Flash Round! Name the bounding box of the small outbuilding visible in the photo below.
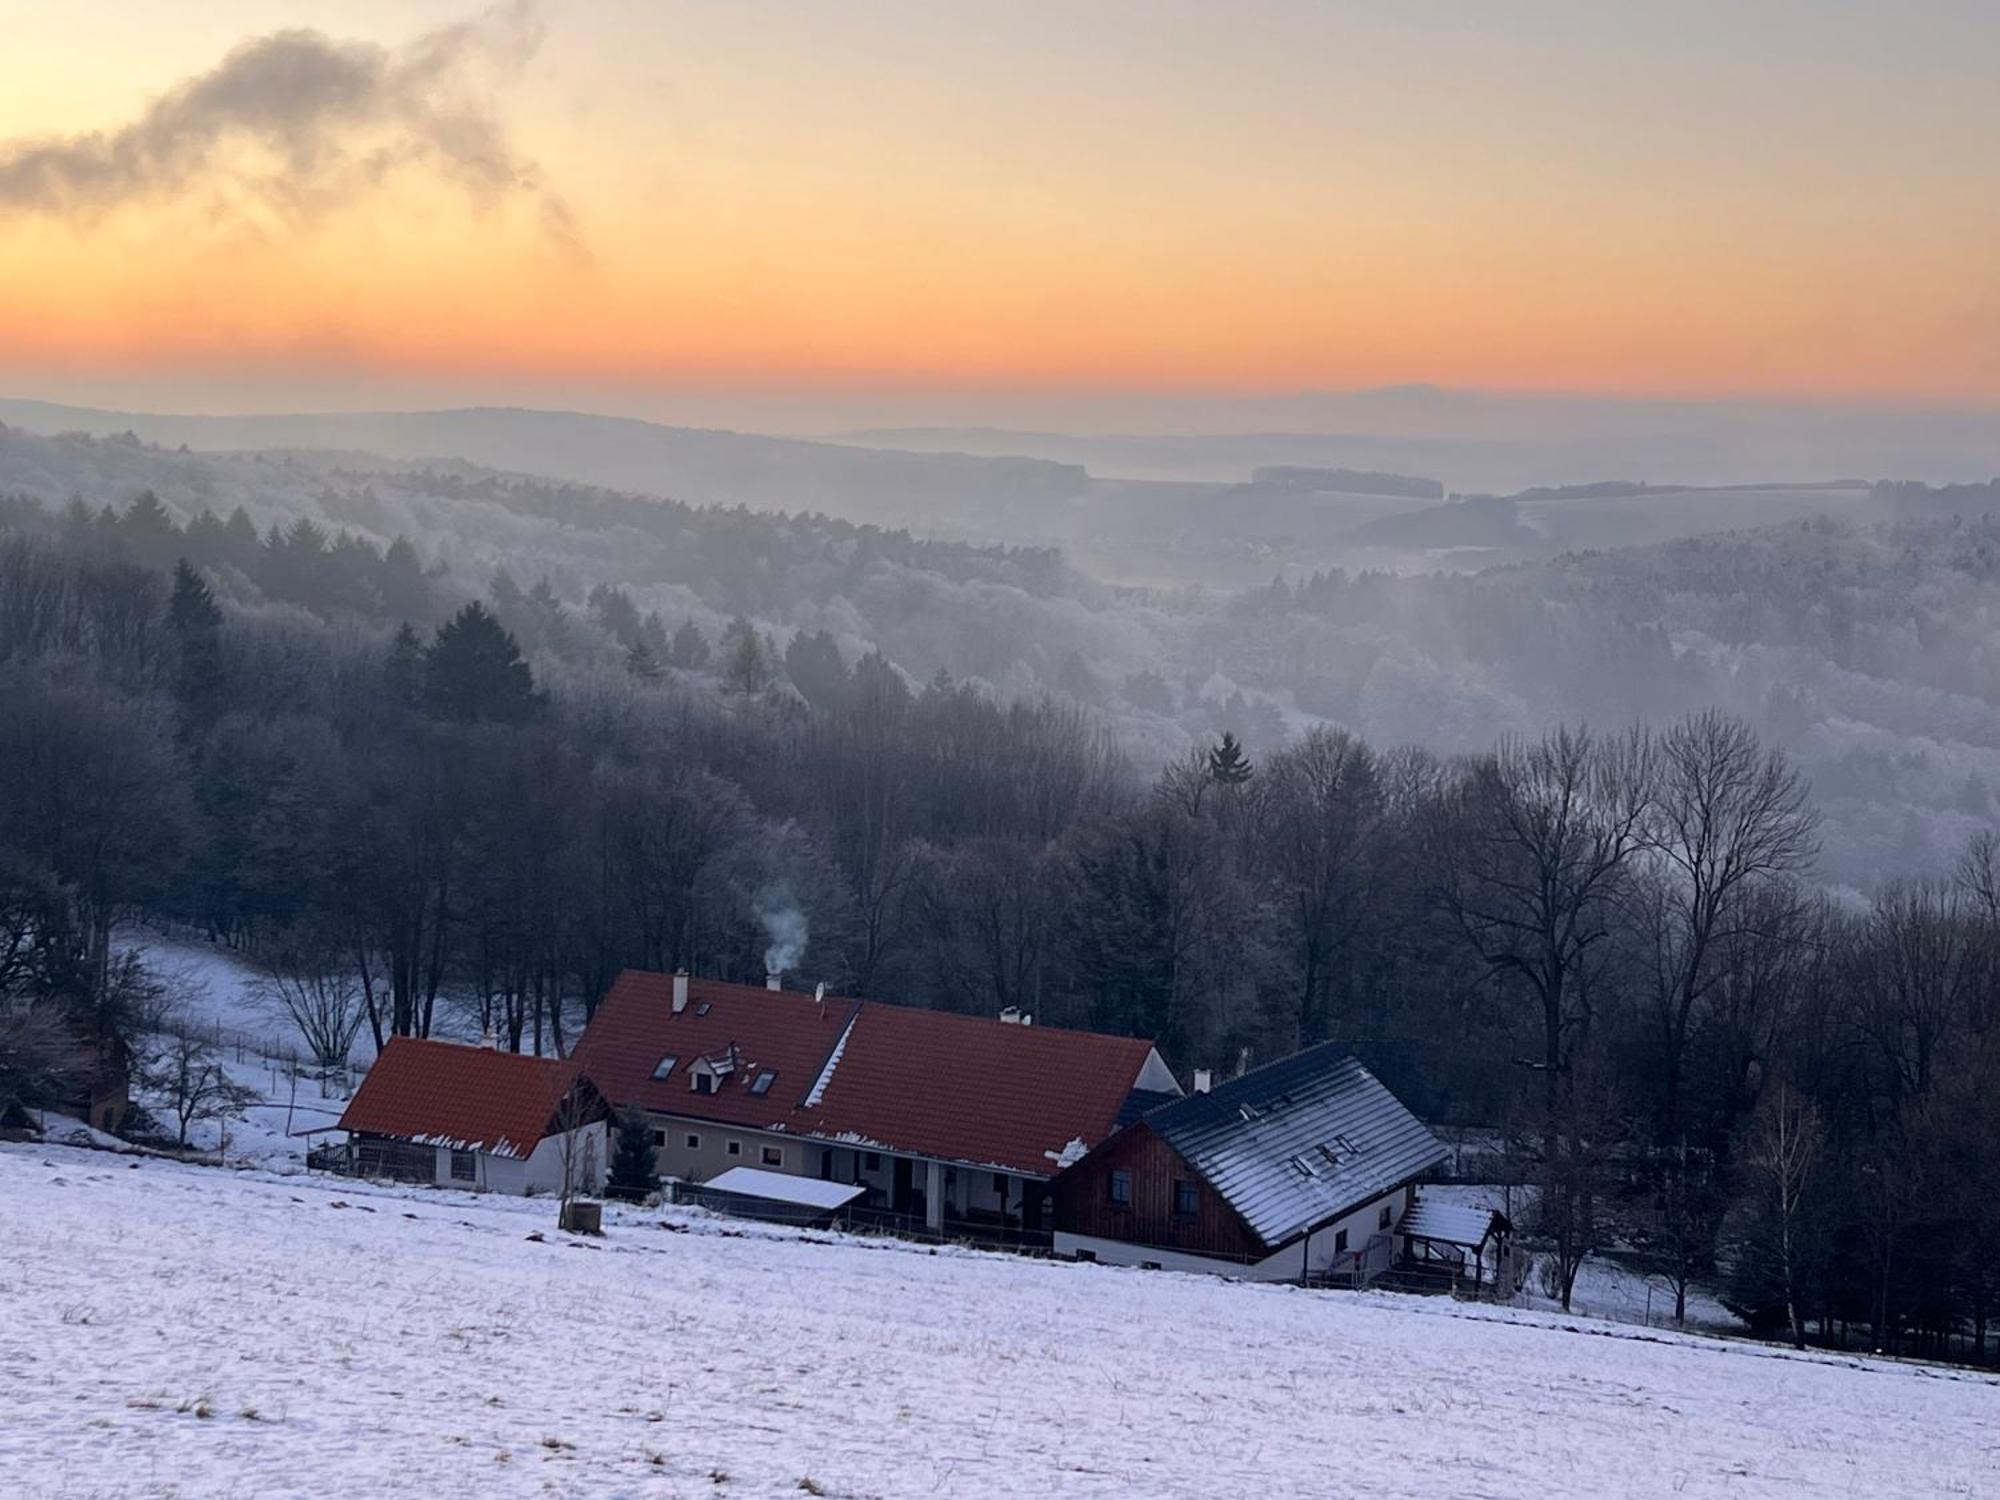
[677,1165,866,1227]
[1050,1041,1448,1283]
[328,1036,611,1195]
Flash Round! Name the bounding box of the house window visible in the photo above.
[692,1072,715,1095]
[1174,1179,1198,1217]
[1108,1169,1132,1207]
[1075,1248,1097,1263]
[864,1152,881,1171]
[726,1141,741,1157]
[650,1129,666,1148]
[993,1172,1008,1196]
[650,1054,678,1081]
[749,1071,777,1096]
[695,1002,711,1016]
[1334,1228,1349,1253]
[449,1150,476,1183]
[1378,1204,1393,1231]
[1140,1261,1162,1271]
[685,1133,701,1150]
[761,1145,784,1167]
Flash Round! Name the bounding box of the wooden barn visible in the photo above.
[1050,1042,1452,1283]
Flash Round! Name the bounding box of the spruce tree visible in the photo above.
[423,602,541,724]
[606,1111,658,1201]
[1208,731,1254,786]
[166,559,224,714]
[385,622,426,707]
[625,638,663,681]
[668,617,711,671]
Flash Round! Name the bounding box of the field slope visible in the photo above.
[0,1143,1991,1499]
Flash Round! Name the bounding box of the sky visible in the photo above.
[1,1,1997,430]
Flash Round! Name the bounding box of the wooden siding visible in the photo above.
[1050,1124,1265,1262]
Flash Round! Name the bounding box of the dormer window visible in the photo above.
[692,1071,715,1095]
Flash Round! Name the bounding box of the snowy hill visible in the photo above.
[1,1145,1991,1499]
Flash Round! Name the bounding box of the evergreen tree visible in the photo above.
[385,622,426,707]
[720,617,771,695]
[1208,731,1254,786]
[423,602,541,724]
[624,638,664,681]
[606,1110,658,1201]
[668,617,711,671]
[166,559,224,715]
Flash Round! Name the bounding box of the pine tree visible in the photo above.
[606,1111,658,1201]
[385,622,426,707]
[1208,731,1254,786]
[720,618,770,696]
[423,602,541,724]
[167,559,224,714]
[624,638,663,681]
[668,618,711,671]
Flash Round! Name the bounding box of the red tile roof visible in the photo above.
[338,1037,598,1159]
[571,970,1166,1177]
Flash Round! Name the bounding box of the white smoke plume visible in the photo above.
[0,2,580,252]
[755,883,809,978]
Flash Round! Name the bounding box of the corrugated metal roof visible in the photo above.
[1146,1043,1445,1249]
[1401,1197,1502,1248]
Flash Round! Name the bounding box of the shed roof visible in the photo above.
[1145,1043,1445,1250]
[337,1038,597,1160]
[1401,1197,1505,1249]
[572,970,1171,1177]
[699,1167,865,1211]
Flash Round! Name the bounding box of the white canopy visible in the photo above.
[1400,1198,1502,1248]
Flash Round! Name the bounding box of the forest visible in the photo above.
[2,488,1999,1366]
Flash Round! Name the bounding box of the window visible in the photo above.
[650,1129,666,1148]
[1290,1153,1321,1179]
[1378,1204,1393,1231]
[726,1141,741,1157]
[1174,1179,1199,1217]
[761,1145,784,1167]
[1075,1248,1098,1263]
[993,1172,1008,1196]
[1334,1229,1349,1253]
[650,1054,679,1081]
[449,1150,476,1183]
[692,1072,715,1095]
[749,1071,777,1096]
[695,1002,711,1016]
[1140,1261,1163,1271]
[685,1133,701,1151]
[863,1152,881,1171]
[1108,1169,1132,1207]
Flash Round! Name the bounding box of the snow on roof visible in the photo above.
[1144,1043,1446,1250]
[336,1038,599,1160]
[699,1167,865,1211]
[574,969,1172,1177]
[1401,1197,1504,1248]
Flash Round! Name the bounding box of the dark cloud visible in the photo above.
[0,2,579,253]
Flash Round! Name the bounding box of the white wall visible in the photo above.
[424,1124,608,1197]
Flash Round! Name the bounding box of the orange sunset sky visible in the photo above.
[2,1,1997,427]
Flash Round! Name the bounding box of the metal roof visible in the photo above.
[1145,1043,1446,1250]
[699,1167,865,1211]
[1401,1197,1503,1248]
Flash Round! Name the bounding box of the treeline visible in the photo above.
[1,507,1998,1365]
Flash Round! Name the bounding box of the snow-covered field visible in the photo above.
[2,1144,1993,1500]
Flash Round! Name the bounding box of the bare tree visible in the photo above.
[1640,711,1817,1140]
[254,927,366,1070]
[1435,724,1651,1118]
[141,1029,257,1153]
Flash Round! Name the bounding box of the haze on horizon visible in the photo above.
[2,1,1998,435]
